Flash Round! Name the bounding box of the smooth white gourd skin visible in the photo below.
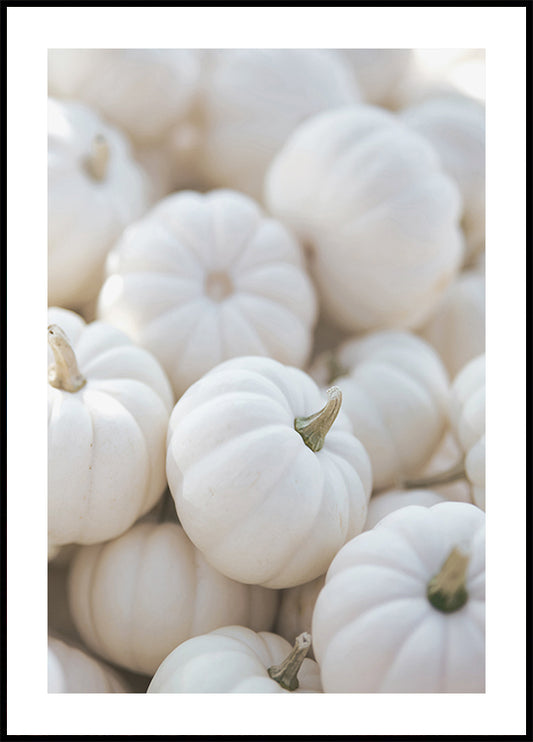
[275,577,325,660]
[401,96,485,263]
[98,190,318,399]
[198,49,360,200]
[166,356,372,589]
[418,271,485,378]
[68,521,279,676]
[48,308,173,548]
[148,626,321,693]
[309,331,450,491]
[312,502,485,693]
[265,105,464,334]
[336,49,413,108]
[48,637,128,693]
[449,355,486,510]
[48,98,149,309]
[48,49,201,146]
[364,488,445,530]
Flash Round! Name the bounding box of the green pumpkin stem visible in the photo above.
[48,324,86,393]
[402,458,466,490]
[427,547,470,613]
[295,386,342,452]
[267,632,312,691]
[85,134,109,181]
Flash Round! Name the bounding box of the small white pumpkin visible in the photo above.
[312,502,485,692]
[98,189,318,398]
[198,49,360,200]
[167,356,372,588]
[48,49,201,146]
[309,331,450,491]
[48,98,149,309]
[401,95,485,262]
[449,355,486,510]
[68,518,279,676]
[336,49,413,108]
[48,636,128,693]
[148,626,321,693]
[48,307,173,548]
[265,104,464,333]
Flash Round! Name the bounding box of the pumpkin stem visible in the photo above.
[402,458,466,490]
[48,324,86,393]
[267,632,312,691]
[427,547,470,613]
[85,134,109,181]
[295,386,342,452]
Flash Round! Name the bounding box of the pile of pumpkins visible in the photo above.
[47,48,486,695]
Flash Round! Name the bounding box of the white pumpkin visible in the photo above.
[312,502,485,692]
[68,519,279,676]
[98,189,318,398]
[265,104,464,333]
[309,331,450,491]
[48,98,149,309]
[449,355,485,510]
[48,307,173,548]
[48,49,201,146]
[364,488,446,530]
[401,95,485,262]
[148,626,321,693]
[166,356,372,588]
[417,270,485,378]
[336,49,412,108]
[197,49,360,200]
[48,636,128,693]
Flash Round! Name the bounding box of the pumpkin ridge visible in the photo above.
[83,365,172,413]
[357,361,443,475]
[185,432,307,560]
[342,374,403,483]
[140,297,210,357]
[128,526,159,673]
[231,295,308,364]
[255,459,327,587]
[229,216,280,274]
[84,543,118,664]
[378,611,441,692]
[320,597,427,692]
[83,386,153,516]
[327,559,427,591]
[210,190,263,271]
[157,209,214,273]
[233,290,310,336]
